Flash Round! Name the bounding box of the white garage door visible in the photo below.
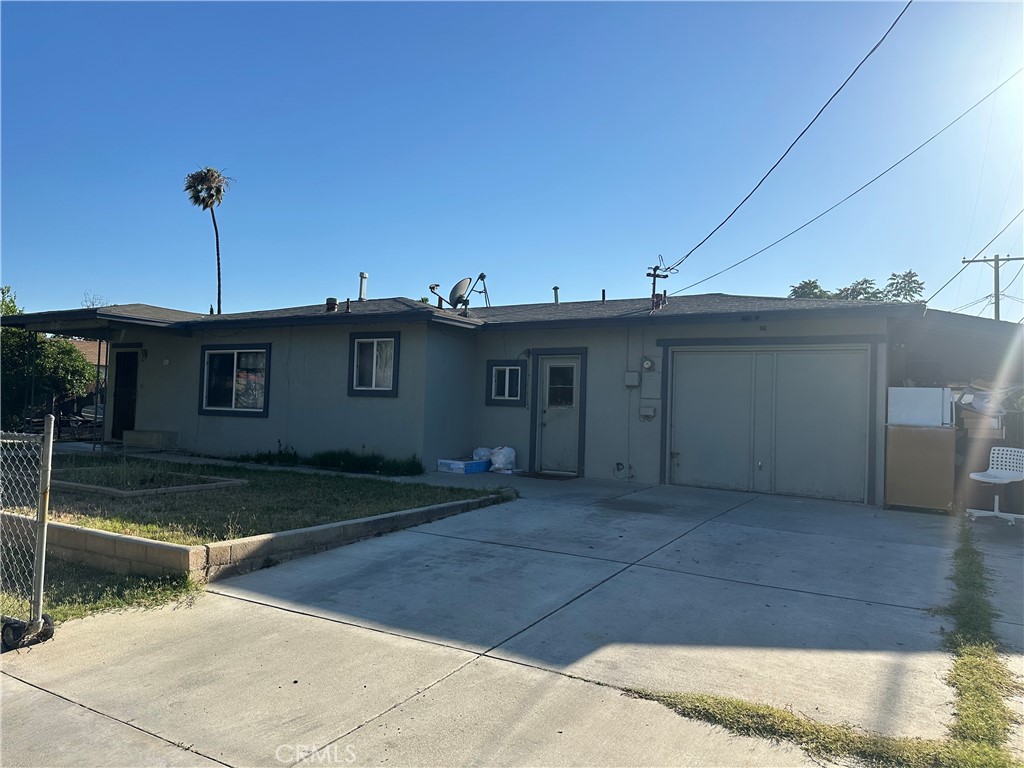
[669,347,870,502]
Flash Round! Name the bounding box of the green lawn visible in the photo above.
[48,454,491,545]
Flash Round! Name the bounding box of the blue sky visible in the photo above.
[2,1,1021,318]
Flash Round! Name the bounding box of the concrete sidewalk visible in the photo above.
[3,476,1022,766]
[1,594,814,768]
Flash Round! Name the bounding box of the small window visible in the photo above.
[485,360,527,407]
[349,332,400,397]
[547,365,574,407]
[199,345,270,417]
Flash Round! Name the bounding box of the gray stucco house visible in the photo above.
[6,293,1021,505]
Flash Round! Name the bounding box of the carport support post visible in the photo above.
[29,415,54,632]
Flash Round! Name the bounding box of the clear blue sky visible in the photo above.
[2,1,1021,319]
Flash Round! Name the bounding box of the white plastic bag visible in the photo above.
[472,447,492,461]
[489,446,516,471]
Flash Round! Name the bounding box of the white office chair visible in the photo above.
[966,447,1024,525]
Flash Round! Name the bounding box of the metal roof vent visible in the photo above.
[325,297,338,313]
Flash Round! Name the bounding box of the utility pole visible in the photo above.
[960,253,1023,320]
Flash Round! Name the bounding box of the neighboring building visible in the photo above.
[5,293,1021,504]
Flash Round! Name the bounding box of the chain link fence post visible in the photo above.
[1,414,56,650]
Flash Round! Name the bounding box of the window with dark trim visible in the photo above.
[485,360,527,407]
[199,344,271,417]
[348,332,400,397]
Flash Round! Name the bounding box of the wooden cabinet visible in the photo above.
[885,426,956,511]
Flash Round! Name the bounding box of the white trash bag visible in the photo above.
[472,447,492,461]
[489,446,516,471]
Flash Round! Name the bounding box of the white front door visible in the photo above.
[538,356,580,474]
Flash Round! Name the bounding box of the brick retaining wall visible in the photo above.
[2,491,513,582]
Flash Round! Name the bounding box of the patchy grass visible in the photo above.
[56,463,217,491]
[938,522,1022,748]
[48,454,489,545]
[630,690,1019,768]
[3,559,201,626]
[631,518,1023,768]
[238,447,424,476]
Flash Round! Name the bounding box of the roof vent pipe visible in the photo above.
[601,289,606,304]
[345,298,351,313]
[325,297,338,313]
[553,286,560,304]
[358,272,368,301]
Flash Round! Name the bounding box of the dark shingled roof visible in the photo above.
[469,293,915,326]
[191,297,441,323]
[99,304,206,323]
[0,292,956,334]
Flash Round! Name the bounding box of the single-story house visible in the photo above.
[5,292,1021,505]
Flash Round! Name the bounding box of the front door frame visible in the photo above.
[529,347,587,475]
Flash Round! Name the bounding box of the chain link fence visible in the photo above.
[1,416,55,650]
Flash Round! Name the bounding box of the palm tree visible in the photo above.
[184,167,233,314]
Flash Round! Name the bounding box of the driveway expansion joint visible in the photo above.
[0,670,235,768]
[632,560,943,613]
[408,528,633,565]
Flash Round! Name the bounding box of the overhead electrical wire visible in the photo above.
[951,294,995,313]
[924,209,1024,304]
[1005,262,1024,288]
[664,0,914,273]
[957,0,1013,282]
[670,69,1023,295]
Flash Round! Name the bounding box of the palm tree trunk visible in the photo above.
[210,207,222,314]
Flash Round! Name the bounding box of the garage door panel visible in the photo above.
[670,346,870,503]
[671,352,753,491]
[773,351,868,501]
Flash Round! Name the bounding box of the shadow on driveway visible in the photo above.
[205,478,1020,739]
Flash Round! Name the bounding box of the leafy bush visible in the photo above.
[237,447,422,476]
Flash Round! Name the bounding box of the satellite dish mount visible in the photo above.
[428,273,491,315]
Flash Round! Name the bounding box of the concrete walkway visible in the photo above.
[4,474,1023,767]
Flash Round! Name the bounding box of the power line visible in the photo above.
[671,69,1022,295]
[663,0,914,274]
[1005,262,1024,288]
[924,209,1023,304]
[951,294,994,313]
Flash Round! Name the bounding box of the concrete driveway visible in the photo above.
[3,476,1022,767]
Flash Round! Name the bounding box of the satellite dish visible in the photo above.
[449,277,473,308]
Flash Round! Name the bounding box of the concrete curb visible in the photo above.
[6,489,514,582]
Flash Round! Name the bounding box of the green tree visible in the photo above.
[833,278,883,301]
[184,167,233,315]
[788,279,832,299]
[789,271,925,302]
[882,270,925,302]
[1,286,94,430]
